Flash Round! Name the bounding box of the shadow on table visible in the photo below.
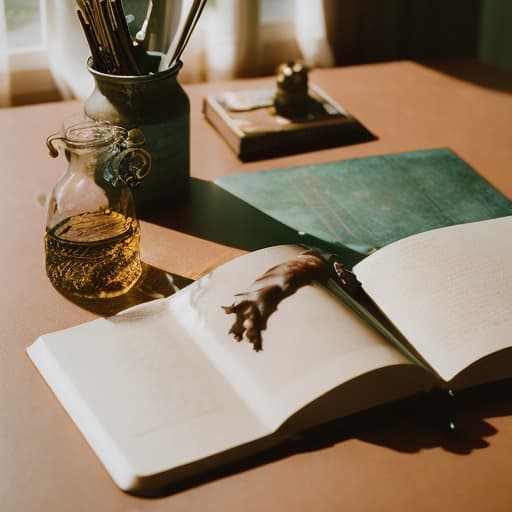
[53,262,192,316]
[141,177,311,250]
[421,59,512,94]
[138,378,512,498]
[141,177,365,267]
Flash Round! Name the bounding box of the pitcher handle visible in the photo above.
[46,133,65,158]
[114,147,152,187]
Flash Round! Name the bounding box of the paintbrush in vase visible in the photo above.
[77,0,207,75]
[159,0,207,70]
[77,0,141,75]
[122,0,184,73]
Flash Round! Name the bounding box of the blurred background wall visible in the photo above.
[1,0,511,106]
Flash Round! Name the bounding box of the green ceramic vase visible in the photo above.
[84,60,190,212]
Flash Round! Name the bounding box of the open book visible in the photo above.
[27,216,512,494]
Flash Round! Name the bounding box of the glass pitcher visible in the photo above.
[45,120,151,299]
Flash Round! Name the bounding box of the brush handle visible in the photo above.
[159,0,206,70]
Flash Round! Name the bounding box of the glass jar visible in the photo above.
[84,60,189,213]
[45,120,151,299]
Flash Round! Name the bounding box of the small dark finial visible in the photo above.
[273,61,311,117]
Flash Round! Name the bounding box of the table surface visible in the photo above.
[2,60,512,512]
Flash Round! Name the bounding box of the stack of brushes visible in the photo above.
[76,0,207,76]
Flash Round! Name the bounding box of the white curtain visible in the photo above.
[45,0,92,101]
[183,0,333,81]
[44,0,334,101]
[294,0,334,68]
[198,0,260,81]
[0,0,11,107]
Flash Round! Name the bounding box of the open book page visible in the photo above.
[27,299,268,488]
[353,216,512,383]
[170,245,424,432]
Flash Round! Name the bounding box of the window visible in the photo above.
[5,0,47,72]
[3,0,59,104]
[261,0,295,24]
[5,0,43,50]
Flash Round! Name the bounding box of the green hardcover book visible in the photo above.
[215,148,512,255]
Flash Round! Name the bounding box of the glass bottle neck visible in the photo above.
[65,145,114,177]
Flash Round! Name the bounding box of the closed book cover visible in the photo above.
[203,84,375,161]
[215,148,512,255]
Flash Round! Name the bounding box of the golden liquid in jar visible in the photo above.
[45,209,142,299]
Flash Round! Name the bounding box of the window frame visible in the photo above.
[4,0,56,104]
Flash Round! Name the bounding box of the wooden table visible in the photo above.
[2,60,512,511]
